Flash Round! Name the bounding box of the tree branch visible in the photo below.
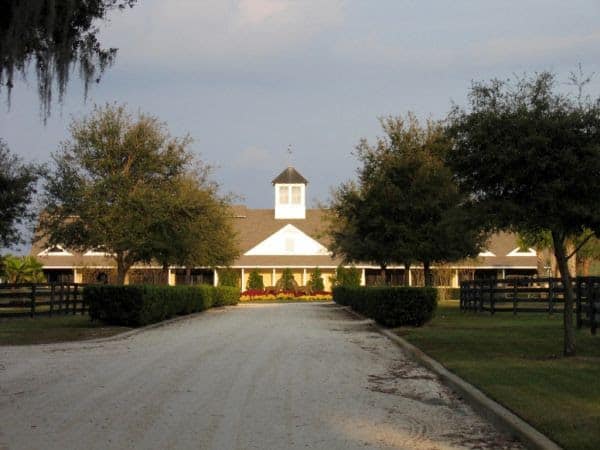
[566,232,594,260]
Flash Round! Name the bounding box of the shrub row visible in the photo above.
[85,284,239,327]
[333,286,437,327]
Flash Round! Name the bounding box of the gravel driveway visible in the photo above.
[0,303,522,450]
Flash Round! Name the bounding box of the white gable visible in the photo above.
[507,247,537,257]
[37,245,73,256]
[245,224,330,256]
[478,250,496,257]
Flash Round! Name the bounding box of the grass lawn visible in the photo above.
[398,301,600,450]
[0,315,131,346]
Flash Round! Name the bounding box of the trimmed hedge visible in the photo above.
[85,284,240,327]
[333,286,437,327]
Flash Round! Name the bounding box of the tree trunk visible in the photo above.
[404,262,411,287]
[115,254,130,285]
[552,231,576,357]
[185,268,192,285]
[116,263,127,285]
[423,261,433,287]
[162,262,169,285]
[379,265,387,286]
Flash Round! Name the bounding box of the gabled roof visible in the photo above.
[271,167,308,185]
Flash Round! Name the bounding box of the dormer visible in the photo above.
[272,166,308,219]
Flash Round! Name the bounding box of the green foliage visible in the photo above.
[327,113,486,284]
[307,267,324,291]
[276,268,296,291]
[40,104,236,284]
[0,140,42,248]
[218,268,239,288]
[213,286,240,306]
[330,265,361,288]
[0,0,136,121]
[333,286,437,327]
[85,284,239,326]
[247,270,264,290]
[2,255,45,283]
[446,70,600,355]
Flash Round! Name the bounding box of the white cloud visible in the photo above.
[100,0,344,69]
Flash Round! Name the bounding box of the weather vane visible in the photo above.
[287,144,293,166]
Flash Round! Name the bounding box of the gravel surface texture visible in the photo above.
[0,303,523,450]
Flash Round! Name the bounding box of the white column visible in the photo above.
[501,268,506,280]
[272,268,276,286]
[241,268,246,291]
[452,270,459,287]
[213,269,219,287]
[361,268,366,286]
[408,269,412,287]
[302,268,307,286]
[168,269,176,286]
[73,269,82,284]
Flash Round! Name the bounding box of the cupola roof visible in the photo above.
[272,166,308,185]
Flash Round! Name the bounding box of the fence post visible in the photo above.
[29,284,36,318]
[59,283,64,313]
[591,286,598,336]
[512,280,518,315]
[548,279,555,315]
[49,283,55,317]
[576,278,583,329]
[478,281,484,313]
[490,279,495,315]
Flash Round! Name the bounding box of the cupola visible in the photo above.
[272,166,308,219]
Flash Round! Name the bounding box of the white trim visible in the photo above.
[478,250,496,257]
[507,247,537,257]
[245,224,330,256]
[37,245,73,256]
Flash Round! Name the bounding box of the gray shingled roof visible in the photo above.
[271,167,308,185]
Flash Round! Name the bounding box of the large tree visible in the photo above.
[328,114,485,286]
[447,71,600,356]
[0,139,42,248]
[1,0,135,121]
[143,174,239,281]
[39,104,236,284]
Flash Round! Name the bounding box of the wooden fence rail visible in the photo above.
[0,283,88,318]
[460,277,599,335]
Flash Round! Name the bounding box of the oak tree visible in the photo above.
[447,71,600,356]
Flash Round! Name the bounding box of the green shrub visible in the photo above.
[276,268,297,291]
[85,284,240,326]
[218,268,240,288]
[213,286,240,306]
[307,266,324,291]
[333,286,437,327]
[330,265,361,288]
[247,270,264,290]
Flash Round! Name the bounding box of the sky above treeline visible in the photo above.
[2,0,600,208]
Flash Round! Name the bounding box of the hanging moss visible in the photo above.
[0,0,136,121]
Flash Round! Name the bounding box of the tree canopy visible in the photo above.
[1,0,135,121]
[447,71,600,356]
[39,103,237,284]
[328,114,485,285]
[0,139,42,248]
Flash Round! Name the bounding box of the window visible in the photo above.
[279,185,289,204]
[291,186,301,204]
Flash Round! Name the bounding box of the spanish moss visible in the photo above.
[0,0,135,123]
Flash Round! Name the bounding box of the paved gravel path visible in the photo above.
[0,303,523,450]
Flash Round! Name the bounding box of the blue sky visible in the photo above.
[2,0,600,209]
